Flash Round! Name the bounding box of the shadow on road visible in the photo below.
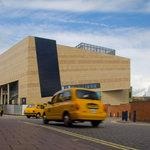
[46,122,105,129]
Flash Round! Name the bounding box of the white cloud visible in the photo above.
[0,0,150,13]
[133,74,150,90]
[0,0,149,95]
[0,15,149,91]
[38,28,150,91]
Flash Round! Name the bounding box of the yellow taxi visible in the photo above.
[43,88,107,127]
[24,104,45,118]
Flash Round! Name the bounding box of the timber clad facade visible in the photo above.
[0,36,130,106]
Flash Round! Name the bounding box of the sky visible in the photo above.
[0,0,150,93]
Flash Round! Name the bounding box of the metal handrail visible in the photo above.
[76,42,115,55]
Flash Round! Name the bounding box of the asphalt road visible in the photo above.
[0,115,150,150]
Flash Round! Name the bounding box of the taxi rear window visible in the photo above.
[76,89,101,100]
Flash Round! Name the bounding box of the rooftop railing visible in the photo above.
[76,43,115,55]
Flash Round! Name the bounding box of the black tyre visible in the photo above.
[91,121,102,127]
[27,115,31,118]
[43,113,49,124]
[36,113,41,119]
[63,113,72,127]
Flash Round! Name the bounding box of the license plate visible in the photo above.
[90,109,97,113]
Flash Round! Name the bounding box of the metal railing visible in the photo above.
[76,43,115,55]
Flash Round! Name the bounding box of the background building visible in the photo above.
[0,36,130,114]
[106,97,150,122]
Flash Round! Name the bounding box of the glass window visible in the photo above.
[62,83,100,89]
[129,91,132,98]
[63,90,71,101]
[57,93,63,102]
[51,95,58,103]
[27,104,35,108]
[76,89,101,100]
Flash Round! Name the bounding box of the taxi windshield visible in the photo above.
[76,89,101,100]
[27,104,35,108]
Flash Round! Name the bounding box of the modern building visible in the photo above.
[0,36,130,109]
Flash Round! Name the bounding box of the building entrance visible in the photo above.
[0,81,18,105]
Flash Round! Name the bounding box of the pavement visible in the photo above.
[110,117,150,126]
[0,115,150,150]
[0,116,116,150]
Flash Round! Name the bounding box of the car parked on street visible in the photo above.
[24,104,45,118]
[43,88,107,127]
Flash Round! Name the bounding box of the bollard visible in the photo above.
[133,111,136,122]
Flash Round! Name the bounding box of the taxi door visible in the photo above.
[46,94,62,120]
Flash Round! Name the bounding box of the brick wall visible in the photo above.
[106,101,150,122]
[106,104,130,117]
[130,101,150,122]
